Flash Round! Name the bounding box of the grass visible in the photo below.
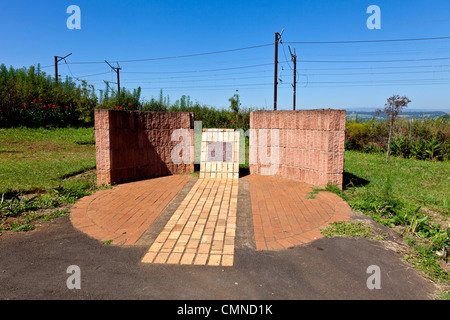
[333,150,450,294]
[0,127,96,194]
[8,209,70,232]
[320,221,385,240]
[343,150,449,216]
[0,127,99,234]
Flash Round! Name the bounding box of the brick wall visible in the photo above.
[249,109,346,189]
[95,109,194,186]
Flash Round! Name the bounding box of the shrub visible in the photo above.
[345,122,370,150]
[345,117,449,161]
[0,64,97,128]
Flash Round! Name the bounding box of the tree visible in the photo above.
[228,90,241,128]
[376,95,411,163]
[228,90,241,113]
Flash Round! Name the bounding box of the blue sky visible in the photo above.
[1,0,450,111]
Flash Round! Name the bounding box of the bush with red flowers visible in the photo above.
[0,64,96,127]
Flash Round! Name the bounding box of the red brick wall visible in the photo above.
[95,109,194,186]
[249,109,346,189]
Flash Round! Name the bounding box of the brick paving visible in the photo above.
[70,175,189,246]
[249,175,351,250]
[141,178,238,266]
[70,174,352,266]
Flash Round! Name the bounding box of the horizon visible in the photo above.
[1,0,450,111]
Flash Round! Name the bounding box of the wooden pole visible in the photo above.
[274,32,279,110]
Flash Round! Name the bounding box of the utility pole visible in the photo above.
[54,53,72,83]
[289,46,297,110]
[273,32,279,111]
[273,29,283,111]
[105,60,121,96]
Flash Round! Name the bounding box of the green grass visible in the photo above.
[343,150,450,216]
[8,209,70,232]
[320,221,385,239]
[0,127,98,234]
[339,150,450,291]
[0,127,96,194]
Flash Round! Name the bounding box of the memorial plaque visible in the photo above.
[200,128,239,179]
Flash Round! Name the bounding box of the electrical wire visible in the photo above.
[298,69,450,76]
[299,64,450,71]
[119,75,274,84]
[297,57,450,63]
[77,71,111,78]
[63,43,273,65]
[121,62,289,74]
[284,36,450,44]
[297,77,450,84]
[297,82,450,88]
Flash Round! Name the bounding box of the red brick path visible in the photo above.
[70,175,352,253]
[70,175,189,246]
[248,175,351,250]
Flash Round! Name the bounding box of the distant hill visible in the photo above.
[345,109,448,121]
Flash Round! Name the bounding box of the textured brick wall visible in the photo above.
[249,109,346,189]
[95,109,194,186]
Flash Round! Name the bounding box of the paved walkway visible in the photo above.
[70,174,352,267]
[249,175,351,250]
[141,178,238,266]
[70,175,189,246]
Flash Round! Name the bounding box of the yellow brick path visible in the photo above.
[141,178,238,266]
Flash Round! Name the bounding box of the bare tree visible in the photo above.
[376,95,411,163]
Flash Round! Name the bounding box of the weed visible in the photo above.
[320,221,383,239]
[307,189,319,199]
[0,193,40,218]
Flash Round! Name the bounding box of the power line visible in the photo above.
[299,69,450,76]
[63,43,273,65]
[116,43,273,63]
[298,77,450,85]
[64,62,79,81]
[119,75,274,84]
[139,83,277,90]
[286,19,450,31]
[284,36,450,44]
[299,64,450,71]
[117,70,274,80]
[297,57,450,63]
[298,82,450,88]
[121,62,289,74]
[87,64,450,81]
[135,77,450,88]
[291,47,450,57]
[77,71,111,78]
[87,70,275,82]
